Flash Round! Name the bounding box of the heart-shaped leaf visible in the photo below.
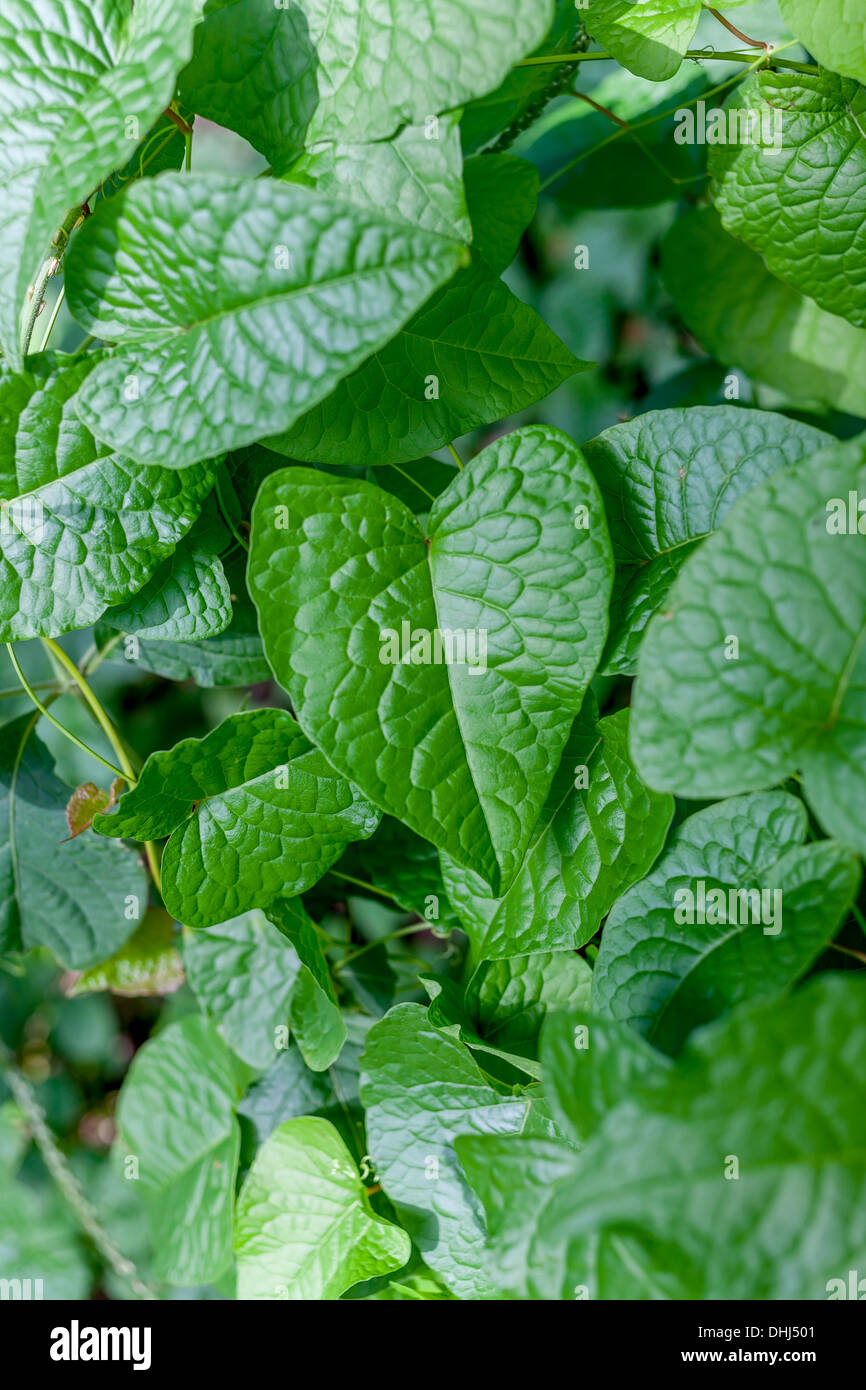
[780,0,866,86]
[248,426,614,893]
[0,354,218,640]
[235,1116,411,1300]
[93,709,381,926]
[593,792,861,1052]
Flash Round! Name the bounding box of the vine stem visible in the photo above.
[332,923,424,971]
[6,645,126,781]
[540,52,767,193]
[41,640,135,784]
[446,442,464,470]
[0,1036,157,1300]
[705,6,768,49]
[20,205,86,358]
[37,283,66,353]
[515,49,819,74]
[329,869,399,901]
[39,640,163,894]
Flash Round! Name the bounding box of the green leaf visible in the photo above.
[441,706,673,958]
[0,0,204,365]
[287,113,471,241]
[235,1116,411,1300]
[99,506,231,642]
[711,71,866,327]
[259,123,565,467]
[178,0,318,169]
[248,427,613,894]
[593,792,861,1052]
[585,405,832,675]
[0,714,147,968]
[0,354,218,641]
[66,173,468,469]
[116,1015,245,1286]
[93,710,381,927]
[426,949,592,1070]
[240,0,553,148]
[631,437,866,857]
[460,976,866,1299]
[238,1014,371,1146]
[541,1010,670,1146]
[584,0,701,82]
[69,907,184,998]
[97,553,269,686]
[360,1003,529,1298]
[780,0,866,86]
[463,154,539,274]
[662,206,866,416]
[266,259,585,468]
[184,903,345,1071]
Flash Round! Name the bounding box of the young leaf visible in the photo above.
[0,0,204,365]
[360,1003,529,1299]
[585,405,832,675]
[460,975,866,1299]
[116,1015,246,1286]
[184,904,345,1072]
[0,714,147,969]
[780,0,866,86]
[584,0,701,82]
[93,710,381,927]
[248,426,613,894]
[631,437,866,856]
[0,355,219,641]
[234,1116,411,1300]
[66,173,468,469]
[662,206,866,416]
[440,706,673,959]
[593,792,861,1052]
[711,71,866,327]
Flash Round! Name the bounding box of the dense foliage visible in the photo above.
[0,0,864,1302]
